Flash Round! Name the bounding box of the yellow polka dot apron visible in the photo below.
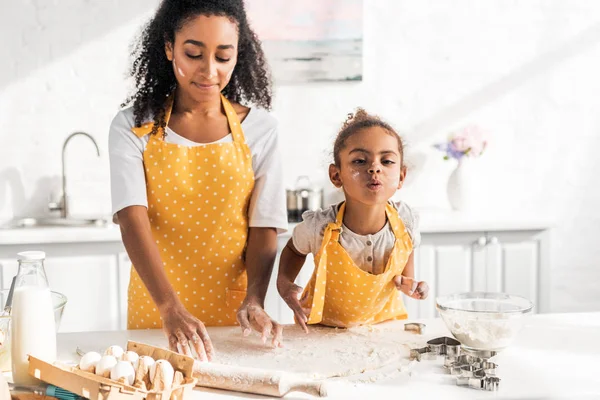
[128,94,253,329]
[300,202,413,327]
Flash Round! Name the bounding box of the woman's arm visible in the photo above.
[277,239,309,332]
[236,227,283,347]
[118,206,214,360]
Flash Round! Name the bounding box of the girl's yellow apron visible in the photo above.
[301,202,413,327]
[128,94,254,329]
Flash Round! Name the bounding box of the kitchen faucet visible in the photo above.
[48,132,100,219]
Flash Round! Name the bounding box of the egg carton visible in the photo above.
[28,341,197,400]
[410,336,500,392]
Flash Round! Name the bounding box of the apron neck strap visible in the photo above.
[152,95,175,141]
[220,94,245,144]
[330,202,346,242]
[385,202,404,238]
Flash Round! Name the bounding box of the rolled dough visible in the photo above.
[207,320,423,380]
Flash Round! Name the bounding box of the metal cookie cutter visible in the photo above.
[409,336,461,361]
[427,337,461,357]
[409,346,435,361]
[456,372,500,391]
[445,354,500,391]
[445,354,483,374]
[411,336,501,391]
[404,322,426,335]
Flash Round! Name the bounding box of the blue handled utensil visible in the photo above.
[9,383,82,400]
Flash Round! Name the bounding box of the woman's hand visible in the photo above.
[277,278,309,333]
[161,303,214,362]
[237,296,283,348]
[393,275,430,299]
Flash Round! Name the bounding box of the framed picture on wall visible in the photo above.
[246,0,363,83]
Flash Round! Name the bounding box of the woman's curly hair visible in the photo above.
[122,0,272,135]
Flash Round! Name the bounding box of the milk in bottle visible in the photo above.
[10,251,57,384]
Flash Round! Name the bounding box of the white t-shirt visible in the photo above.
[292,201,420,275]
[108,105,288,233]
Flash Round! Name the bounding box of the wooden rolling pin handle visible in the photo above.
[194,361,328,397]
[284,379,328,397]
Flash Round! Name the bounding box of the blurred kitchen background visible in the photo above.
[0,0,599,332]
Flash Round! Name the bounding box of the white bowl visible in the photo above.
[436,292,533,351]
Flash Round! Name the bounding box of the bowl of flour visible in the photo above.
[436,292,533,351]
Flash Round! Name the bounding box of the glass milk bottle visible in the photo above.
[10,251,57,384]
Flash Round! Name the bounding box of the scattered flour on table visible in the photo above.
[208,321,423,381]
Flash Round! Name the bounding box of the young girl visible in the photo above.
[277,109,429,330]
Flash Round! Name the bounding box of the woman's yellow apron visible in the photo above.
[127,94,254,329]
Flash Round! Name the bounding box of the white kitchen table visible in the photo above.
[51,312,600,400]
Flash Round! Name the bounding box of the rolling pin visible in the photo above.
[193,361,328,397]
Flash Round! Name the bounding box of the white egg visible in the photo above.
[95,355,118,378]
[104,345,124,359]
[134,355,155,370]
[149,359,174,390]
[110,361,135,385]
[79,351,102,373]
[122,351,139,364]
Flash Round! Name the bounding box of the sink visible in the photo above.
[0,217,109,229]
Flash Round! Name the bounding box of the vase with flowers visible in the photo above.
[434,125,488,211]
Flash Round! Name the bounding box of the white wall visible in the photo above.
[1,0,599,313]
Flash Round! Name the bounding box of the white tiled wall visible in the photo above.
[1,0,599,312]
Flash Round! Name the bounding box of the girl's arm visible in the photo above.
[393,251,429,299]
[277,239,310,332]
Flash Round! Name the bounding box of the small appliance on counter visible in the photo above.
[286,176,324,223]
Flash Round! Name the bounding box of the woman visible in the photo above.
[108,0,287,361]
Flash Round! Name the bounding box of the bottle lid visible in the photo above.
[17,251,46,261]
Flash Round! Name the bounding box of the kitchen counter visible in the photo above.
[0,223,122,245]
[283,209,553,237]
[52,312,599,399]
[0,208,552,245]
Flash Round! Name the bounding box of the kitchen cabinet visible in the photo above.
[0,227,126,333]
[402,229,549,320]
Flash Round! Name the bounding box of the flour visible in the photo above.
[442,311,522,350]
[206,321,420,380]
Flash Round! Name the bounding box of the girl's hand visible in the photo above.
[393,275,430,300]
[161,303,214,362]
[277,278,310,333]
[236,296,283,348]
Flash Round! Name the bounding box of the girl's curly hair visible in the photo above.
[122,0,272,135]
[333,108,405,167]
